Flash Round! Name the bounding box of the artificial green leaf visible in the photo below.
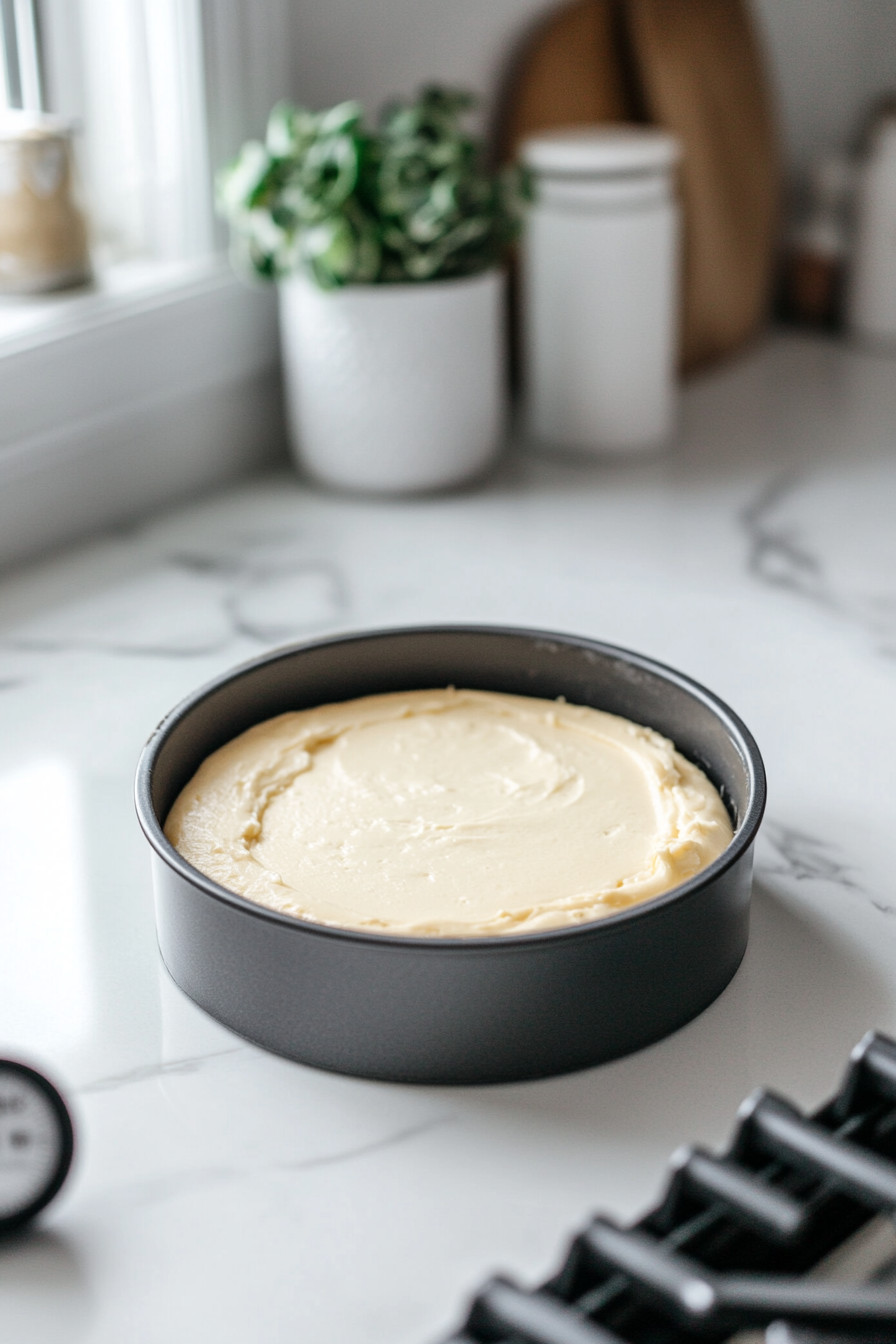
[215,141,271,216]
[216,85,529,289]
[317,100,365,137]
[266,102,318,159]
[291,134,360,222]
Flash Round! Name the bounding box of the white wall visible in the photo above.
[753,0,896,177]
[285,0,554,136]
[282,0,896,186]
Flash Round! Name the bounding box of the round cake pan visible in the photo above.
[135,626,766,1085]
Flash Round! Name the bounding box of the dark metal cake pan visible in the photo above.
[135,626,766,1085]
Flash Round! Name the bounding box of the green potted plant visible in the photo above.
[217,86,528,493]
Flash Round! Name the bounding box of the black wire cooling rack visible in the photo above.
[446,1030,896,1344]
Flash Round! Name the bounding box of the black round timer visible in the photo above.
[0,1060,74,1235]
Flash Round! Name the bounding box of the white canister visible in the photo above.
[278,269,505,494]
[521,127,681,454]
[848,116,896,349]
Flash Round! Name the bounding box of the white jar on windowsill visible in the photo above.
[521,127,681,455]
[278,269,506,495]
[0,112,91,295]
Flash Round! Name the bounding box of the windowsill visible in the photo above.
[0,254,287,572]
[0,255,239,352]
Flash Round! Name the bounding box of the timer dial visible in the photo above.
[0,1061,74,1234]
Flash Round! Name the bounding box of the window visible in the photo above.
[0,0,42,114]
[0,1,296,571]
[36,0,213,265]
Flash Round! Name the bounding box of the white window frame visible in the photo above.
[0,0,296,571]
[0,0,43,111]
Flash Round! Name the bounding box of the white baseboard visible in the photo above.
[0,260,289,571]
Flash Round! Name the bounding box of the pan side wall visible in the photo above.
[151,849,752,1085]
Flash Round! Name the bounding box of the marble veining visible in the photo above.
[2,333,896,1344]
[758,821,896,919]
[741,460,896,663]
[270,1113,455,1173]
[93,1115,455,1212]
[168,536,350,645]
[759,821,862,892]
[79,1047,249,1094]
[742,472,837,610]
[1,542,350,661]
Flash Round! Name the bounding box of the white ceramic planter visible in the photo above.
[278,269,505,493]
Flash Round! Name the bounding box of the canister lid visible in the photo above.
[521,126,680,177]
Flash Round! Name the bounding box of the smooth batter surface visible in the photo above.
[165,689,734,937]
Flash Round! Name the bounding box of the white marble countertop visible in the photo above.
[1,331,895,1343]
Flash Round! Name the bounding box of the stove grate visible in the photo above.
[445,1031,896,1344]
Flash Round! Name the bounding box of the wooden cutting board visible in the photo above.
[497,0,633,155]
[499,0,782,374]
